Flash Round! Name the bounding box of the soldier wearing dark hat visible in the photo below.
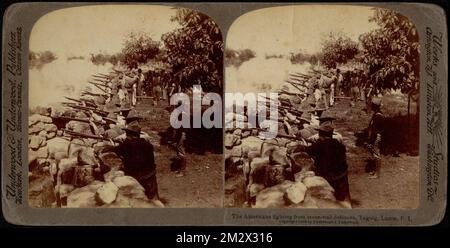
[288,123,351,205]
[98,121,161,203]
[365,97,384,179]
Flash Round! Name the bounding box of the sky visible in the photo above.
[30,5,180,58]
[227,5,380,56]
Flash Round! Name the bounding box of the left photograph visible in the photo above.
[28,5,223,208]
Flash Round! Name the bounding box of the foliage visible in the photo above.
[321,32,359,69]
[29,50,57,68]
[121,32,160,69]
[225,48,256,67]
[359,8,419,94]
[90,52,123,66]
[162,8,223,93]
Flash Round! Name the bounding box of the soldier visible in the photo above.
[98,121,162,204]
[365,98,384,179]
[350,70,360,107]
[136,68,145,104]
[307,112,344,144]
[287,123,351,206]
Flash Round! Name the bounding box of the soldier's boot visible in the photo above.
[175,157,187,177]
[368,159,381,179]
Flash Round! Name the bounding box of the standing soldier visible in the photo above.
[288,123,351,207]
[336,69,343,99]
[365,98,384,179]
[350,69,360,107]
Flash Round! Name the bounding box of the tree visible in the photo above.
[321,32,359,69]
[359,8,419,94]
[162,8,223,93]
[122,32,160,69]
[225,48,255,67]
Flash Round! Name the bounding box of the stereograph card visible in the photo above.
[1,2,447,226]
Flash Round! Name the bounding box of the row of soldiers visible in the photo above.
[57,67,189,206]
[261,67,384,205]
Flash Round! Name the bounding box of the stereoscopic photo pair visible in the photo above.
[4,2,438,223]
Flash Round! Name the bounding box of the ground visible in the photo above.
[326,94,419,209]
[136,98,223,208]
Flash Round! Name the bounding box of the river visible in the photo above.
[29,58,113,109]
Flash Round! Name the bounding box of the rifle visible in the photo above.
[64,96,98,108]
[63,103,109,116]
[93,78,109,84]
[52,116,111,125]
[88,81,109,93]
[81,91,108,98]
[63,129,110,141]
[92,74,110,79]
[289,73,310,80]
[285,80,305,93]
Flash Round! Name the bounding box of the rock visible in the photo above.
[50,105,66,118]
[29,146,49,164]
[240,136,263,152]
[233,129,242,137]
[98,152,123,172]
[84,138,98,147]
[298,128,314,139]
[113,176,145,191]
[248,183,265,198]
[290,152,314,173]
[77,147,96,165]
[241,130,251,138]
[68,140,85,158]
[34,106,52,116]
[285,182,307,204]
[73,165,95,187]
[113,176,147,200]
[264,164,285,187]
[231,146,242,157]
[269,147,289,166]
[57,130,63,136]
[58,184,75,198]
[302,176,333,190]
[66,121,92,135]
[105,193,159,208]
[104,170,125,182]
[58,157,77,184]
[44,123,57,132]
[294,170,315,182]
[47,137,70,159]
[306,186,336,201]
[29,121,45,134]
[28,174,55,208]
[104,129,120,139]
[251,129,259,136]
[249,157,270,184]
[254,181,293,208]
[46,131,56,139]
[28,135,45,150]
[233,135,242,146]
[29,114,52,126]
[38,130,48,138]
[54,151,68,164]
[67,181,104,207]
[224,134,236,149]
[95,182,119,205]
[247,151,261,160]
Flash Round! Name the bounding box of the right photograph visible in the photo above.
[224,5,420,209]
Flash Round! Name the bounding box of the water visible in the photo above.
[225,56,312,93]
[29,58,113,109]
